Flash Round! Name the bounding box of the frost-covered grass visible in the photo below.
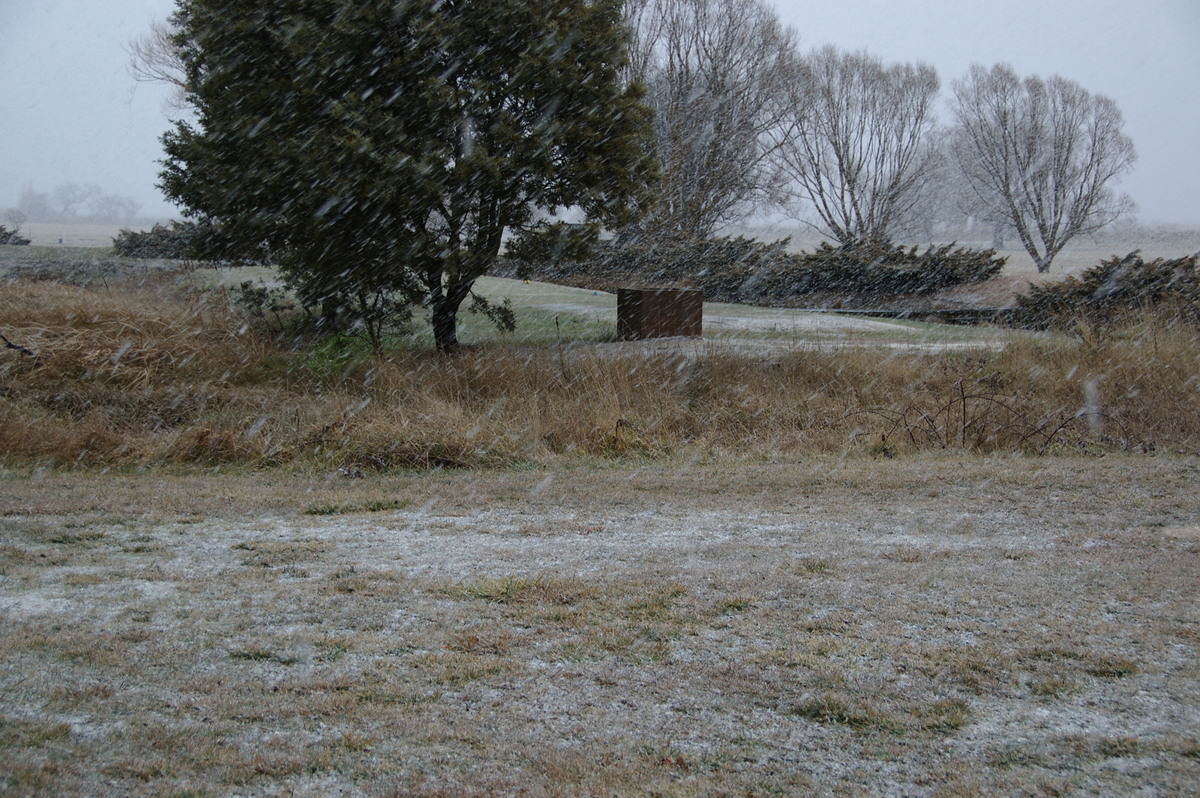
[0,457,1197,795]
[0,244,115,264]
[184,262,1037,350]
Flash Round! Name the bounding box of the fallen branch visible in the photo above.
[1,333,37,359]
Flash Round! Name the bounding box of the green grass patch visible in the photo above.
[303,499,408,516]
[790,694,903,734]
[440,574,541,604]
[1085,656,1139,678]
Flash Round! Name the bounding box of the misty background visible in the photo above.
[1,0,1197,228]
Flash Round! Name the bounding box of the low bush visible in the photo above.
[0,225,30,246]
[231,280,304,333]
[1013,251,1200,330]
[112,221,201,259]
[755,240,1006,301]
[510,235,790,298]
[510,235,1005,304]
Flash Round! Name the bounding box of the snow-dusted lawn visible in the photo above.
[463,276,1030,355]
[2,455,1197,795]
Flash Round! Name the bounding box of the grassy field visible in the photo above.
[17,222,161,248]
[0,244,1198,795]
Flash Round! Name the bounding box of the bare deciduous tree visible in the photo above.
[777,46,940,246]
[16,187,53,223]
[127,17,189,112]
[949,63,1136,272]
[88,193,142,224]
[885,125,956,244]
[52,183,102,221]
[624,0,795,238]
[3,208,27,233]
[16,183,140,223]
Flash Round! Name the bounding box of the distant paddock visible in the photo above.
[12,222,1199,280]
[17,222,166,248]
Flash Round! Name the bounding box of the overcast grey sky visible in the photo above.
[2,0,1197,224]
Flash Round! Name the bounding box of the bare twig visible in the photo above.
[1,333,37,359]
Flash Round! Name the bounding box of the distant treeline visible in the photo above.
[6,183,145,226]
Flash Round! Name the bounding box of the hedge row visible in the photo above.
[1013,251,1200,330]
[0,225,30,246]
[511,235,1006,303]
[112,221,202,259]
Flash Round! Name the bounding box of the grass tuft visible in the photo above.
[1085,657,1139,678]
[790,694,903,734]
[303,498,407,515]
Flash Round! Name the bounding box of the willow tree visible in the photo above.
[949,63,1136,272]
[778,46,940,245]
[623,0,795,238]
[160,0,655,351]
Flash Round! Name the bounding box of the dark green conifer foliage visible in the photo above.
[160,0,655,350]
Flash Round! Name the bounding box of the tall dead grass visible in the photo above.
[1,275,1198,468]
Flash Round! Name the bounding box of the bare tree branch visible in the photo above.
[1,333,37,359]
[126,17,189,112]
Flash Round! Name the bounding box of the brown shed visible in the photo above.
[617,288,703,341]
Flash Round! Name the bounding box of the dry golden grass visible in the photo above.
[1,272,1198,471]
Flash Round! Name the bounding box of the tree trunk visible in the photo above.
[432,300,459,353]
[431,279,475,354]
[319,294,343,332]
